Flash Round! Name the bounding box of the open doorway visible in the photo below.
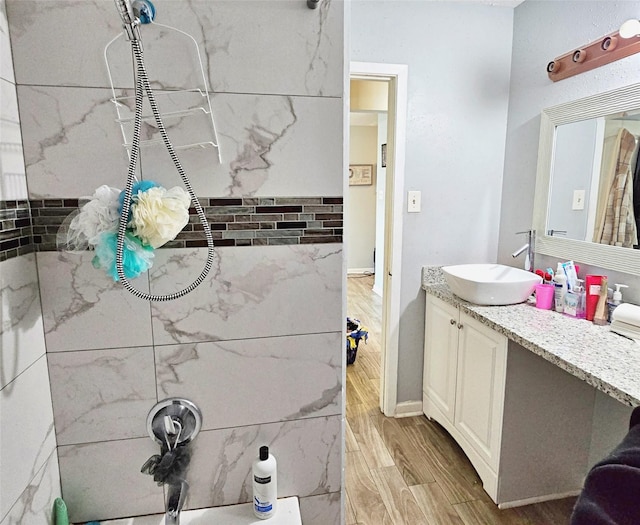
[348,62,407,417]
[348,79,387,293]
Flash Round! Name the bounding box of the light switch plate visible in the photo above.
[572,189,586,210]
[408,191,421,213]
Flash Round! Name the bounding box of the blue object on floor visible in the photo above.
[346,317,368,365]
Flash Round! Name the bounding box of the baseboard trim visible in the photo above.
[394,401,423,418]
[347,268,374,275]
[498,490,582,509]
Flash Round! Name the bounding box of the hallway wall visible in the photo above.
[348,124,377,272]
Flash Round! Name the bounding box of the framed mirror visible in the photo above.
[533,82,640,276]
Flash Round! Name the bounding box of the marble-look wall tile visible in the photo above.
[136,92,343,198]
[0,356,57,521]
[0,450,61,525]
[150,245,342,344]
[6,1,121,88]
[156,333,342,430]
[210,93,343,197]
[0,78,27,201]
[0,254,46,389]
[0,0,13,83]
[48,347,157,445]
[37,251,153,352]
[299,492,342,525]
[58,437,165,523]
[17,85,127,199]
[183,415,342,510]
[7,0,343,97]
[177,0,344,97]
[18,85,342,199]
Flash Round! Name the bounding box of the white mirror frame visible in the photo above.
[533,82,640,276]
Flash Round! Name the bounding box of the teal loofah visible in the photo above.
[53,498,69,525]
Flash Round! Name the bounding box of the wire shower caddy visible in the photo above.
[104,17,221,163]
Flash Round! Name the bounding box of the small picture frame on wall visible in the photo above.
[381,143,387,167]
[349,164,373,186]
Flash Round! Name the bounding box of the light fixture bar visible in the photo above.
[547,28,640,82]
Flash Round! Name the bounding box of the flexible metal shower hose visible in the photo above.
[116,38,214,301]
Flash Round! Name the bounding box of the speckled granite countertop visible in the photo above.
[422,266,640,407]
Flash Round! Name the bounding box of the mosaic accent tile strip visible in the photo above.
[0,200,33,262]
[29,197,343,252]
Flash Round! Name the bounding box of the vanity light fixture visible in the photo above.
[547,23,640,82]
[620,19,640,39]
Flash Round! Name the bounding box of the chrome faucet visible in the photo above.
[512,230,535,271]
[165,480,189,525]
[142,399,202,525]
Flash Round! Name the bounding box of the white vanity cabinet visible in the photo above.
[423,296,459,423]
[422,290,635,508]
[423,295,507,497]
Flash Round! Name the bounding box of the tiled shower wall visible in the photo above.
[5,1,345,523]
[0,1,62,524]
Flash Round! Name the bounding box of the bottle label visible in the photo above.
[254,497,273,513]
[589,284,601,295]
[254,475,271,484]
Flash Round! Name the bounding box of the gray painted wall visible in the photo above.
[351,1,515,403]
[499,0,640,306]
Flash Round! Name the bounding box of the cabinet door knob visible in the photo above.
[450,319,456,325]
[457,323,463,330]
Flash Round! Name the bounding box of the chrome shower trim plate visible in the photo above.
[147,397,203,446]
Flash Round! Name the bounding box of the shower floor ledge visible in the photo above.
[99,496,301,524]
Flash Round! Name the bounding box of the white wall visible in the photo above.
[348,125,377,272]
[498,0,640,306]
[351,1,514,402]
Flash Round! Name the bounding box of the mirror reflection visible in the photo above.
[548,112,640,249]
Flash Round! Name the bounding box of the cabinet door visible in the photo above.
[423,296,459,423]
[454,313,507,470]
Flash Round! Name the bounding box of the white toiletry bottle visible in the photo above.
[553,263,567,313]
[253,446,277,519]
[608,284,629,322]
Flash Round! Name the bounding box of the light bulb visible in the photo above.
[619,19,640,39]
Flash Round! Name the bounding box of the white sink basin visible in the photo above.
[442,264,542,306]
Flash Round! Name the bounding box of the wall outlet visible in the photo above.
[572,189,586,210]
[408,190,421,213]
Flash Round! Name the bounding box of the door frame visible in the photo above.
[349,61,408,417]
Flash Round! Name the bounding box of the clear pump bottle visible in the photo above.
[574,279,586,319]
[608,284,628,322]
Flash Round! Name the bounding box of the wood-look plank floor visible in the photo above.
[346,274,577,525]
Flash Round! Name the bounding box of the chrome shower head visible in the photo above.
[114,0,140,40]
[114,0,155,40]
[114,0,135,26]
